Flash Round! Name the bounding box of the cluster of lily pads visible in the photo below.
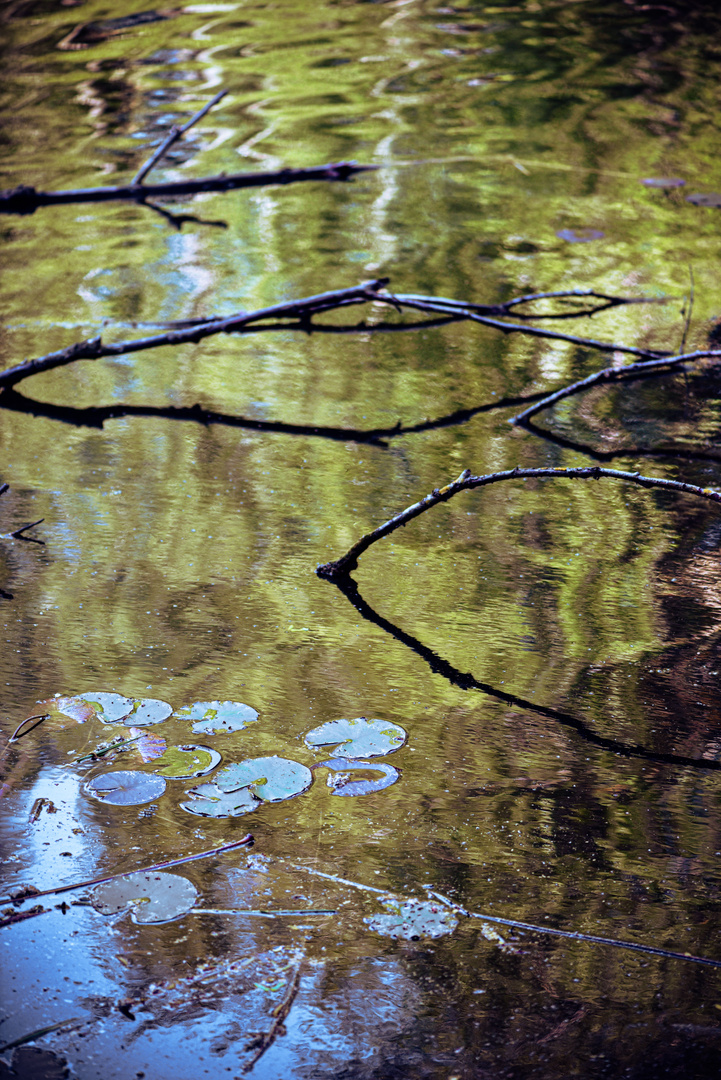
[32,691,407,819]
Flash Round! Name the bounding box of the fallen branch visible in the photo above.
[0,161,376,216]
[428,890,721,970]
[511,348,721,424]
[0,279,390,390]
[316,466,721,579]
[0,834,254,907]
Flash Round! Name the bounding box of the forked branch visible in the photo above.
[316,466,721,579]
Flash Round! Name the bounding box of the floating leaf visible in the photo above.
[364,898,458,940]
[641,177,685,188]
[126,727,167,763]
[68,692,134,724]
[304,717,406,759]
[556,228,604,243]
[47,695,97,723]
[85,770,166,806]
[126,698,173,726]
[214,756,313,802]
[90,871,197,924]
[153,744,221,779]
[318,757,400,796]
[686,192,721,208]
[174,700,259,734]
[180,782,259,818]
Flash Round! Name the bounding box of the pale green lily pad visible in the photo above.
[364,898,458,940]
[214,756,313,802]
[317,756,400,796]
[90,871,197,924]
[85,770,166,805]
[65,691,134,724]
[304,717,406,759]
[181,782,259,818]
[174,700,259,735]
[154,744,221,779]
[126,698,173,726]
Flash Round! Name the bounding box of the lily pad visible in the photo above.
[318,756,400,796]
[174,700,259,735]
[154,744,221,779]
[214,756,313,802]
[90,871,197,924]
[641,177,685,188]
[686,192,721,207]
[556,228,604,243]
[126,698,173,726]
[85,770,166,806]
[364,898,458,940]
[69,692,134,724]
[46,694,97,723]
[180,782,259,818]
[304,717,406,759]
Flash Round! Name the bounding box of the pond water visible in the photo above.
[2,1,721,1077]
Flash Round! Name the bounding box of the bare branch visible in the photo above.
[0,161,376,216]
[511,349,721,424]
[0,279,390,390]
[132,90,228,185]
[317,465,721,579]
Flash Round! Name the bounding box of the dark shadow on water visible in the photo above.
[324,574,721,773]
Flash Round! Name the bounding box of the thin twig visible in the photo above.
[242,962,303,1073]
[317,466,721,579]
[679,266,695,354]
[0,161,376,215]
[0,834,254,906]
[132,90,228,185]
[384,293,668,358]
[511,348,721,425]
[9,713,49,741]
[427,890,721,970]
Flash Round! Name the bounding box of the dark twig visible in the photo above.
[242,962,303,1073]
[317,466,721,579]
[326,574,721,773]
[0,834,254,907]
[510,348,721,425]
[428,890,721,970]
[0,161,376,216]
[132,90,228,185]
[679,266,695,355]
[9,713,49,741]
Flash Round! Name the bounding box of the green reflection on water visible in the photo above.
[2,1,721,1076]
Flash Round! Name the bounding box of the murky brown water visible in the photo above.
[2,2,721,1077]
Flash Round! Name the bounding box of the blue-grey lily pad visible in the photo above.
[318,757,400,796]
[641,177,685,188]
[556,227,604,243]
[126,698,173,726]
[90,871,197,924]
[213,756,313,802]
[180,782,259,818]
[173,700,259,735]
[154,744,221,779]
[85,770,166,805]
[69,691,134,724]
[364,898,458,940]
[304,717,406,759]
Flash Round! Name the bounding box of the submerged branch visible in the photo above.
[0,161,375,215]
[317,466,721,579]
[428,891,721,970]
